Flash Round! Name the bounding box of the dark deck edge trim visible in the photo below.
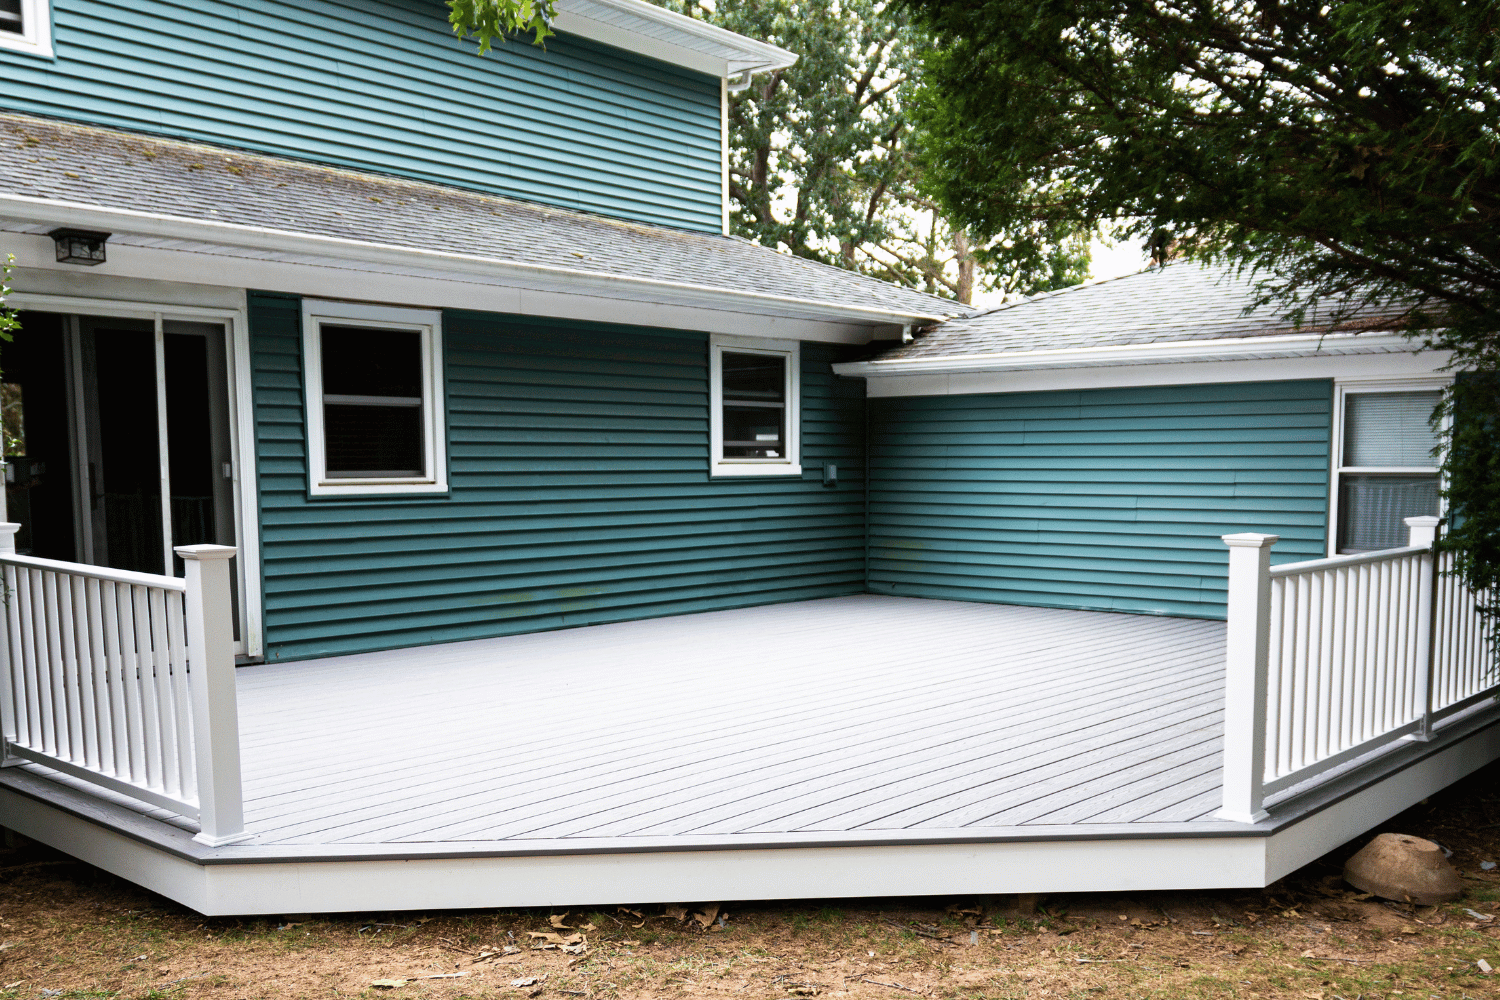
[2,708,1494,867]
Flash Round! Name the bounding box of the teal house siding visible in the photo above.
[1,0,723,232]
[249,293,868,661]
[866,381,1334,619]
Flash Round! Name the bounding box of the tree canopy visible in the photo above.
[906,0,1500,604]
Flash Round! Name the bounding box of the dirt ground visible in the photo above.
[2,764,1499,1000]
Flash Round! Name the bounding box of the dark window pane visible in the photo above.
[324,404,423,477]
[723,404,784,458]
[723,352,784,402]
[1337,474,1440,553]
[321,325,423,398]
[0,0,22,34]
[721,352,785,458]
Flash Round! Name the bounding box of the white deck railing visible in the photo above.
[1219,517,1498,823]
[0,525,248,846]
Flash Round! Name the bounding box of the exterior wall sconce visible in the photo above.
[48,228,110,265]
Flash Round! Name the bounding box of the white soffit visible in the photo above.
[554,0,797,78]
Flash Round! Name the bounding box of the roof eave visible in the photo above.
[1,194,951,326]
[554,0,797,78]
[831,330,1424,376]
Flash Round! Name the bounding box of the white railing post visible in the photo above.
[1406,516,1440,741]
[175,544,249,846]
[0,523,19,767]
[1217,533,1279,823]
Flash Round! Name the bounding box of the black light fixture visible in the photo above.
[48,228,110,265]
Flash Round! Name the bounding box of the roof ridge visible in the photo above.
[937,263,1172,324]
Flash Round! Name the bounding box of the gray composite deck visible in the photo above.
[227,596,1228,847]
[17,596,1233,848]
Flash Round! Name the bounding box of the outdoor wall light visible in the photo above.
[48,228,110,265]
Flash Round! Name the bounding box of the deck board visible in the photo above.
[220,596,1229,846]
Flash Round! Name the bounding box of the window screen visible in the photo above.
[320,325,425,478]
[1337,474,1440,553]
[721,352,786,459]
[0,0,22,34]
[1342,391,1442,468]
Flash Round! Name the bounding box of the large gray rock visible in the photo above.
[1344,833,1464,904]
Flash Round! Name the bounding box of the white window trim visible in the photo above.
[0,0,54,58]
[302,300,447,497]
[709,333,801,478]
[1327,375,1451,556]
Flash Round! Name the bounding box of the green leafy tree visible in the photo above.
[0,254,17,346]
[447,0,553,51]
[905,0,1500,609]
[661,0,1086,301]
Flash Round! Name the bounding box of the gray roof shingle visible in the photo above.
[0,113,964,322]
[876,260,1404,360]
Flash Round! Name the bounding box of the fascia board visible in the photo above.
[553,0,797,77]
[832,330,1423,376]
[0,195,949,326]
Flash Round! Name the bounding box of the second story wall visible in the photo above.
[1,0,725,232]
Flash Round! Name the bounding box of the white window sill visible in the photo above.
[0,33,53,58]
[309,480,449,497]
[710,463,803,478]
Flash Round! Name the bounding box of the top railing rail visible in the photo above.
[1268,545,1427,578]
[0,551,187,592]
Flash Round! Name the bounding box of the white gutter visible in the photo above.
[832,329,1421,376]
[555,0,797,78]
[0,194,956,326]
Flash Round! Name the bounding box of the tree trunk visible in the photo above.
[953,229,975,305]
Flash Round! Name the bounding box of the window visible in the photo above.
[0,0,54,58]
[302,301,447,496]
[1332,383,1444,554]
[709,335,800,477]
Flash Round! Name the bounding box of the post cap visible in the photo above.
[1222,533,1280,548]
[174,543,238,561]
[1403,515,1441,528]
[0,523,20,536]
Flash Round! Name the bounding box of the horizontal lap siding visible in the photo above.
[250,294,867,661]
[868,381,1333,619]
[2,0,722,231]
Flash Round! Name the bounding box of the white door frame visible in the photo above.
[8,292,264,658]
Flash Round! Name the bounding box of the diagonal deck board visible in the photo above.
[222,595,1228,846]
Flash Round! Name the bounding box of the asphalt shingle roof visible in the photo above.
[0,113,963,322]
[877,261,1404,360]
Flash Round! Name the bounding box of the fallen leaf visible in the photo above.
[579,922,597,931]
[620,940,641,946]
[511,977,542,988]
[561,942,586,955]
[549,914,572,929]
[1479,958,1493,974]
[415,972,469,980]
[370,979,406,989]
[526,931,580,945]
[693,905,721,929]
[663,906,689,922]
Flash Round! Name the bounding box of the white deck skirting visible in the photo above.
[4,595,1498,914]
